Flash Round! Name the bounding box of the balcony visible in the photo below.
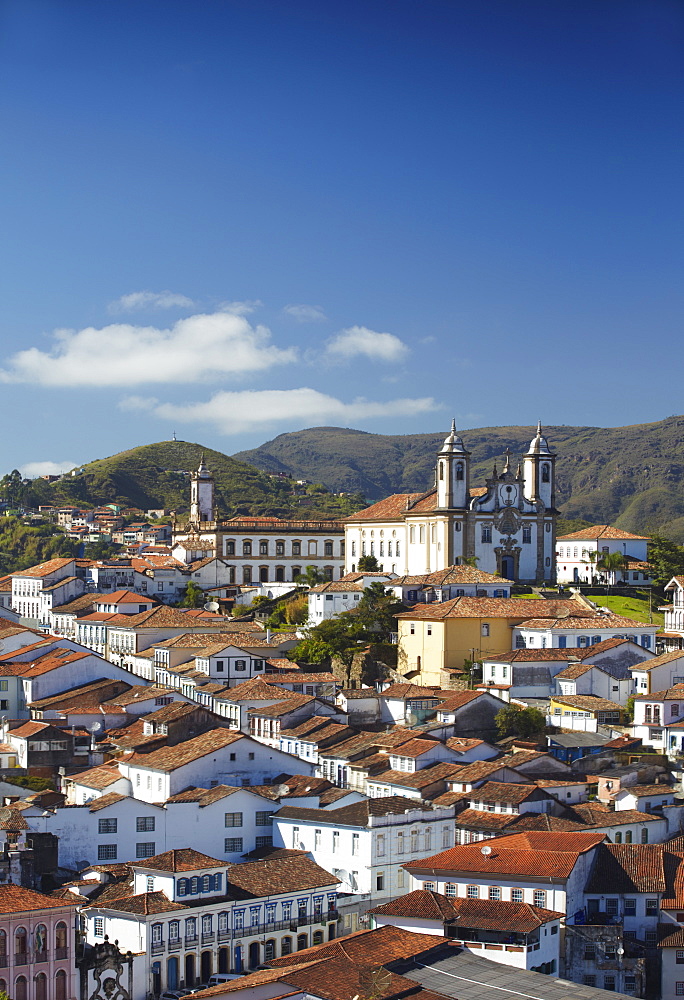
[34,951,48,964]
[168,940,181,952]
[14,953,28,966]
[151,942,165,955]
[0,956,7,968]
[201,932,215,944]
[185,936,198,947]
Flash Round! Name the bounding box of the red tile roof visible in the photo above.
[0,882,78,913]
[406,831,606,878]
[124,728,243,771]
[369,889,563,932]
[558,525,650,541]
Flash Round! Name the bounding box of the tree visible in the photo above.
[647,533,684,594]
[354,582,401,641]
[495,704,546,739]
[295,565,327,588]
[461,556,479,568]
[357,555,381,572]
[595,551,630,590]
[177,581,205,608]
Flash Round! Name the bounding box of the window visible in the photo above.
[314,829,321,849]
[442,826,450,848]
[136,842,155,859]
[584,976,596,988]
[445,883,456,897]
[235,659,246,671]
[185,918,197,940]
[136,817,155,832]
[481,623,490,637]
[226,540,235,555]
[522,525,531,544]
[94,918,104,938]
[423,881,435,891]
[97,844,117,860]
[604,976,616,992]
[397,832,404,854]
[243,541,252,556]
[98,818,117,834]
[352,833,360,855]
[489,886,501,900]
[606,898,618,915]
[259,540,268,555]
[202,914,212,934]
[256,836,272,848]
[169,921,180,941]
[466,885,479,898]
[325,541,333,556]
[511,888,523,903]
[255,810,273,826]
[376,872,385,892]
[225,837,243,852]
[677,951,684,965]
[584,942,596,959]
[224,811,243,827]
[533,890,546,908]
[377,834,385,857]
[146,877,155,893]
[482,526,492,544]
[646,898,658,915]
[332,830,339,853]
[151,923,163,944]
[292,826,300,848]
[624,899,636,916]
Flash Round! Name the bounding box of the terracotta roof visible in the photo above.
[276,795,441,827]
[96,590,155,604]
[615,783,674,797]
[224,676,298,702]
[103,685,175,707]
[249,694,314,718]
[380,683,442,699]
[447,760,518,785]
[555,662,595,679]
[133,848,224,872]
[0,882,79,913]
[225,852,339,893]
[308,580,364,594]
[437,690,488,713]
[345,494,424,521]
[631,651,684,672]
[265,672,335,684]
[406,831,606,878]
[551,694,622,713]
[557,525,650,541]
[470,781,546,805]
[368,762,462,788]
[12,557,74,579]
[397,564,515,586]
[446,737,489,753]
[88,792,130,812]
[397,596,582,621]
[520,613,651,630]
[390,738,444,759]
[269,923,445,968]
[68,764,124,790]
[124,728,243,770]
[94,890,186,914]
[586,843,666,893]
[369,889,562,932]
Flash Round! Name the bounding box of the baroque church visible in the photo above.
[343,423,558,584]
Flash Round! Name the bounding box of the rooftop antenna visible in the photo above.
[172,431,177,442]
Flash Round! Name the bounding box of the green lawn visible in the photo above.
[586,591,663,628]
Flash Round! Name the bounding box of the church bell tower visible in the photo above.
[436,420,470,509]
[190,456,215,523]
[522,422,555,508]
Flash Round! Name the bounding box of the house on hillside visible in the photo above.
[555,525,651,586]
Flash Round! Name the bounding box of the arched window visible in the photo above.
[15,976,27,1000]
[264,939,276,961]
[15,927,27,958]
[439,462,444,481]
[313,931,324,945]
[296,934,308,951]
[541,463,550,483]
[36,975,47,1000]
[242,541,252,556]
[202,915,212,934]
[0,930,6,957]
[0,981,6,997]
[242,566,252,584]
[55,971,67,1000]
[456,462,464,481]
[281,937,292,955]
[35,924,47,958]
[55,922,67,954]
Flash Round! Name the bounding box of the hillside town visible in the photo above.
[0,430,683,1000]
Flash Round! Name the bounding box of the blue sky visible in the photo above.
[1,0,682,477]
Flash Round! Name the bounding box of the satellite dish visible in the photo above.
[89,722,102,733]
[406,712,418,727]
[336,868,351,883]
[204,601,220,612]
[481,844,492,856]
[358,968,392,999]
[275,784,291,798]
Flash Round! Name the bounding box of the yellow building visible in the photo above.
[397,595,583,687]
[549,694,623,727]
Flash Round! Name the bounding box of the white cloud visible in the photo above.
[19,460,80,479]
[218,299,263,316]
[135,387,439,435]
[0,313,297,387]
[108,290,195,313]
[283,303,327,322]
[326,325,409,363]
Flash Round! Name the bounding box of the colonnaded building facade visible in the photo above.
[344,422,558,584]
[172,458,345,584]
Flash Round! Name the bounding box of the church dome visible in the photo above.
[525,421,553,456]
[439,419,467,455]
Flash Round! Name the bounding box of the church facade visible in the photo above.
[171,458,345,584]
[344,423,558,584]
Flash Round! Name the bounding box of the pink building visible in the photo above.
[0,884,77,1000]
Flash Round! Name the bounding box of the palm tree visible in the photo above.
[294,565,327,589]
[595,551,629,591]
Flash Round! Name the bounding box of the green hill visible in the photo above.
[34,441,364,520]
[233,416,684,542]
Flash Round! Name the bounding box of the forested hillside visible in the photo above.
[233,416,684,542]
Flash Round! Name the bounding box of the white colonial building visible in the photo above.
[555,525,651,586]
[344,423,557,584]
[172,460,345,584]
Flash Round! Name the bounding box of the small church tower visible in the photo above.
[190,456,215,523]
[436,420,470,509]
[522,422,555,507]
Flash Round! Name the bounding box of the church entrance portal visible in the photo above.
[501,556,515,580]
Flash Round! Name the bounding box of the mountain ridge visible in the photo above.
[233,415,684,542]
